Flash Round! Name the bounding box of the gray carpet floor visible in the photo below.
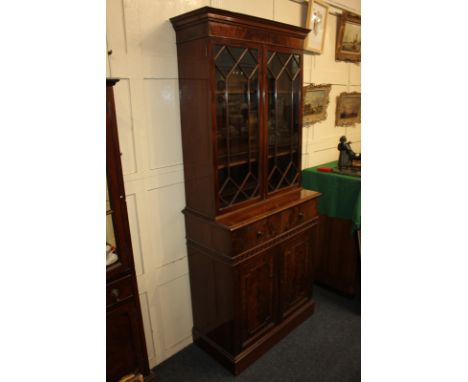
[153,285,360,382]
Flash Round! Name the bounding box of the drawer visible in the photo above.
[231,199,317,253]
[232,214,281,253]
[107,274,134,308]
[279,198,317,233]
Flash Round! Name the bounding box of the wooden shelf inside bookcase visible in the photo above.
[217,149,297,170]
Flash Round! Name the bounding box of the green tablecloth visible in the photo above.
[302,161,361,229]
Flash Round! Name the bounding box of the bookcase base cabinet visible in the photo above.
[193,302,314,375]
[106,291,148,381]
[185,191,319,374]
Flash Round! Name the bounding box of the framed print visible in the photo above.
[304,0,329,54]
[303,83,331,125]
[336,11,361,62]
[335,92,361,126]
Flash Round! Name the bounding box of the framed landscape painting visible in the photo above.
[335,92,361,126]
[304,0,329,54]
[303,84,331,125]
[336,11,361,62]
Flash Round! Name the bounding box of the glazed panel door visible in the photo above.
[265,48,302,195]
[106,83,132,278]
[213,42,263,211]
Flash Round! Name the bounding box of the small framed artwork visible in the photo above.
[303,84,331,125]
[304,0,329,54]
[335,11,361,62]
[335,92,361,126]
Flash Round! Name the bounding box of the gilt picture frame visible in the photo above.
[335,92,361,126]
[303,83,331,125]
[304,0,329,54]
[335,11,361,62]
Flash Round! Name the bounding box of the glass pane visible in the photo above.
[268,53,283,78]
[215,45,260,209]
[106,180,118,266]
[267,51,301,193]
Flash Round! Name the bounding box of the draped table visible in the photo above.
[302,161,360,295]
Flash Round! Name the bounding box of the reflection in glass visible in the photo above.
[267,51,301,193]
[106,180,118,266]
[214,45,260,208]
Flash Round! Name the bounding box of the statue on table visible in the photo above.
[337,136,360,170]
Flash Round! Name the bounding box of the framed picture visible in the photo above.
[335,11,361,62]
[335,92,361,126]
[303,83,331,125]
[304,0,329,54]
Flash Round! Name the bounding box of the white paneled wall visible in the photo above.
[144,80,183,170]
[106,0,360,367]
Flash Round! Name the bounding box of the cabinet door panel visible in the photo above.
[279,228,315,318]
[266,50,302,194]
[106,83,132,278]
[237,250,275,348]
[106,300,147,382]
[213,43,262,210]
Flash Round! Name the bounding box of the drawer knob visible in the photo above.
[257,231,264,238]
[111,288,120,301]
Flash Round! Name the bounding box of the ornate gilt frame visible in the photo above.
[335,92,361,126]
[335,11,361,62]
[303,83,331,125]
[304,0,329,54]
